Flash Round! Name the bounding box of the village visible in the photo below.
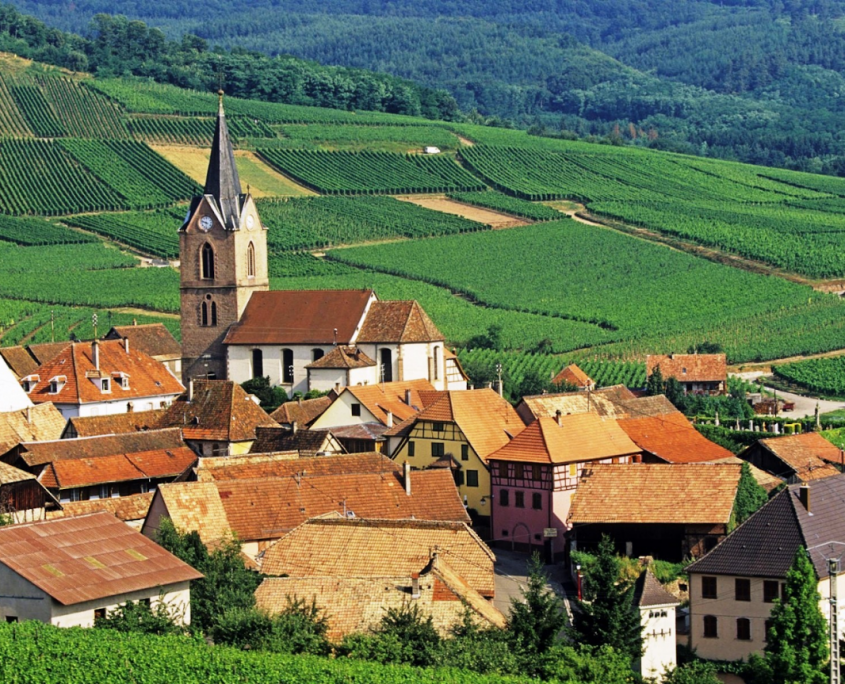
[1,99,843,684]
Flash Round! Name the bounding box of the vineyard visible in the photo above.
[62,208,186,258]
[279,124,460,150]
[257,149,485,194]
[129,115,276,146]
[447,191,563,221]
[773,357,845,398]
[0,215,95,246]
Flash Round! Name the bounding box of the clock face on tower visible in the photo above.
[246,215,255,230]
[199,215,213,232]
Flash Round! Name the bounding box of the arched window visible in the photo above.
[432,346,440,381]
[210,301,217,326]
[380,348,393,382]
[252,349,264,379]
[247,242,256,278]
[201,301,208,327]
[201,243,214,279]
[312,348,324,362]
[282,348,294,383]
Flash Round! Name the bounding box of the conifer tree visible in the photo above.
[508,552,566,656]
[568,535,643,661]
[733,462,768,527]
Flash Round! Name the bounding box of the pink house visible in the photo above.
[488,414,642,556]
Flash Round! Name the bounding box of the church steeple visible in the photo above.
[204,91,242,229]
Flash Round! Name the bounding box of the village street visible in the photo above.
[730,371,845,418]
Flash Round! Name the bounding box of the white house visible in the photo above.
[20,339,184,419]
[634,568,680,682]
[0,511,201,627]
[224,290,467,394]
[0,356,33,412]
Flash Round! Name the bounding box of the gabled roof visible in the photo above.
[487,415,640,464]
[0,511,202,605]
[154,467,469,543]
[27,341,71,365]
[260,517,496,597]
[517,385,637,422]
[248,427,342,456]
[634,568,680,608]
[13,428,186,468]
[196,452,394,482]
[270,396,333,426]
[618,411,735,464]
[152,481,232,546]
[646,354,727,383]
[0,346,38,378]
[38,446,196,490]
[568,463,742,525]
[356,300,445,343]
[224,290,374,346]
[0,460,36,486]
[344,379,437,425]
[157,380,279,442]
[47,492,154,524]
[412,389,523,460]
[62,409,165,439]
[753,433,844,477]
[0,403,66,456]
[25,340,184,406]
[552,363,594,389]
[105,323,181,359]
[306,346,375,369]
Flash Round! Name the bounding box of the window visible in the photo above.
[765,619,775,642]
[433,347,440,381]
[201,243,214,279]
[312,348,324,362]
[433,422,445,433]
[735,578,751,602]
[94,608,106,621]
[100,378,110,392]
[282,349,294,383]
[201,301,209,326]
[48,380,59,394]
[514,463,524,480]
[247,242,256,277]
[211,301,217,326]
[736,617,751,641]
[407,441,415,457]
[515,491,525,508]
[703,615,718,638]
[201,296,217,327]
[380,348,393,383]
[532,492,542,510]
[498,462,508,478]
[351,403,362,417]
[211,443,226,456]
[466,470,479,487]
[461,444,469,461]
[432,442,445,458]
[569,463,577,478]
[532,464,542,481]
[764,580,779,603]
[5,616,17,623]
[252,349,264,379]
[701,576,718,599]
[500,489,509,506]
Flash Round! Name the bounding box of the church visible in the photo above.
[179,95,467,394]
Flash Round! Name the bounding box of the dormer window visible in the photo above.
[100,377,111,393]
[112,372,130,390]
[682,367,687,374]
[21,375,39,393]
[48,375,66,394]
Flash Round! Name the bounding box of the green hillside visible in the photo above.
[1,56,845,369]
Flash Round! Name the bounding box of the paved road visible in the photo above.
[731,371,845,419]
[493,549,572,618]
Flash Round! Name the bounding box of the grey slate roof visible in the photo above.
[204,95,242,229]
[249,427,337,456]
[634,568,680,608]
[688,475,845,579]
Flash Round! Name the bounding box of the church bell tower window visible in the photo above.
[201,243,215,280]
[247,242,256,278]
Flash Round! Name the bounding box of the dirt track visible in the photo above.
[396,196,530,228]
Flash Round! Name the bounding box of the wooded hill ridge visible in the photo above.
[9,0,845,174]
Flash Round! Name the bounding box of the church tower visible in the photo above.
[179,92,269,383]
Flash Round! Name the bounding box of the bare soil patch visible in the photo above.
[396,195,529,228]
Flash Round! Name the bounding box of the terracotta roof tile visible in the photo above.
[27,342,71,365]
[157,380,279,442]
[152,482,232,546]
[104,324,181,358]
[568,463,742,525]
[224,290,374,345]
[552,364,594,389]
[0,346,38,378]
[487,415,641,464]
[0,511,202,605]
[345,379,436,424]
[63,410,165,438]
[0,461,35,485]
[0,403,66,455]
[306,346,375,369]
[618,412,735,463]
[260,517,496,597]
[47,492,154,523]
[517,385,637,422]
[646,354,726,383]
[357,301,445,343]
[25,340,184,406]
[758,433,844,475]
[197,452,397,482]
[270,396,333,426]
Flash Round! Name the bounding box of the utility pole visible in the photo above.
[496,362,503,397]
[831,557,840,684]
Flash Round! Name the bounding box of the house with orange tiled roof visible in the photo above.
[0,403,66,457]
[389,388,523,520]
[104,323,182,376]
[0,511,202,627]
[310,379,437,453]
[270,395,333,428]
[142,455,469,561]
[20,339,184,419]
[551,363,595,391]
[568,463,743,561]
[646,353,727,396]
[618,410,736,464]
[487,414,642,555]
[155,380,279,457]
[61,409,165,439]
[738,432,842,484]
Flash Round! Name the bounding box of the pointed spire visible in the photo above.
[204,90,242,229]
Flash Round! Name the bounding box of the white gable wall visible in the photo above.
[638,603,677,683]
[310,390,381,430]
[228,344,334,394]
[0,358,33,412]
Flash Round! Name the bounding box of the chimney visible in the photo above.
[298,396,303,406]
[334,383,341,393]
[555,409,562,427]
[405,389,412,405]
[404,461,411,496]
[292,421,298,435]
[91,339,100,370]
[799,484,811,513]
[486,382,493,389]
[123,337,129,354]
[25,406,31,424]
[386,410,394,428]
[188,379,194,402]
[411,572,420,599]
